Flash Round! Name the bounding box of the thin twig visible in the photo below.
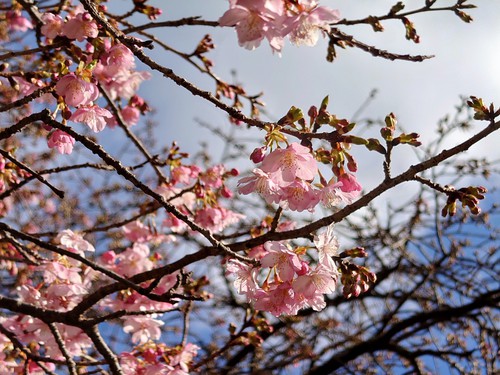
[0,148,65,198]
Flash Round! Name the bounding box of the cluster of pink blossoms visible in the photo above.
[40,7,150,153]
[0,230,95,372]
[160,163,245,234]
[226,224,340,316]
[238,142,361,212]
[219,0,340,53]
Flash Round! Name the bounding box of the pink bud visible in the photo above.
[250,147,267,163]
[221,185,233,198]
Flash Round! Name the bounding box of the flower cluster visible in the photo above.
[219,0,340,53]
[41,8,98,41]
[238,142,361,212]
[226,224,341,316]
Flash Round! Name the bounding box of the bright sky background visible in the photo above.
[117,0,500,197]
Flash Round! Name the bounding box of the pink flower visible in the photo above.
[261,142,318,182]
[226,259,259,296]
[338,173,362,195]
[122,315,164,344]
[237,168,281,204]
[219,0,285,52]
[57,229,95,255]
[121,105,140,126]
[47,130,75,154]
[194,206,245,233]
[62,12,99,41]
[261,241,302,282]
[41,13,63,39]
[100,43,135,75]
[69,105,113,132]
[122,220,153,243]
[313,224,339,267]
[171,165,201,185]
[6,10,33,32]
[200,164,225,188]
[55,73,99,107]
[253,282,298,316]
[293,264,338,296]
[169,343,200,373]
[284,1,340,47]
[105,71,152,100]
[279,179,319,212]
[115,243,153,277]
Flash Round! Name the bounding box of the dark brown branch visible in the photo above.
[0,148,65,198]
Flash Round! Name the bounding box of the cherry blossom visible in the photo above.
[62,12,99,41]
[261,241,302,282]
[226,258,259,295]
[123,315,164,344]
[56,229,95,255]
[285,0,341,47]
[47,129,75,154]
[219,0,285,52]
[69,105,113,132]
[261,142,318,182]
[115,243,154,277]
[121,105,140,126]
[237,168,282,204]
[6,10,33,32]
[122,220,154,243]
[194,206,245,233]
[253,282,299,316]
[279,179,319,212]
[313,224,339,266]
[55,73,99,107]
[41,12,63,39]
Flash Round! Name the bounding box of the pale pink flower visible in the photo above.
[226,258,259,295]
[253,282,298,316]
[293,264,337,296]
[47,130,75,154]
[261,241,302,282]
[106,71,152,100]
[122,220,153,243]
[41,12,63,39]
[6,10,33,32]
[163,212,189,233]
[194,206,245,233]
[116,243,153,277]
[62,12,99,41]
[200,164,225,188]
[121,105,140,126]
[285,1,340,47]
[169,343,200,373]
[313,224,339,267]
[279,179,319,212]
[101,43,135,75]
[338,173,362,197]
[57,229,95,255]
[237,168,282,204]
[171,165,201,185]
[41,260,82,285]
[319,180,343,208]
[219,0,285,52]
[261,142,318,182]
[55,73,99,107]
[45,283,88,310]
[70,105,113,132]
[122,315,164,344]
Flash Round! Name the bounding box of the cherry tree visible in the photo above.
[0,0,498,374]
